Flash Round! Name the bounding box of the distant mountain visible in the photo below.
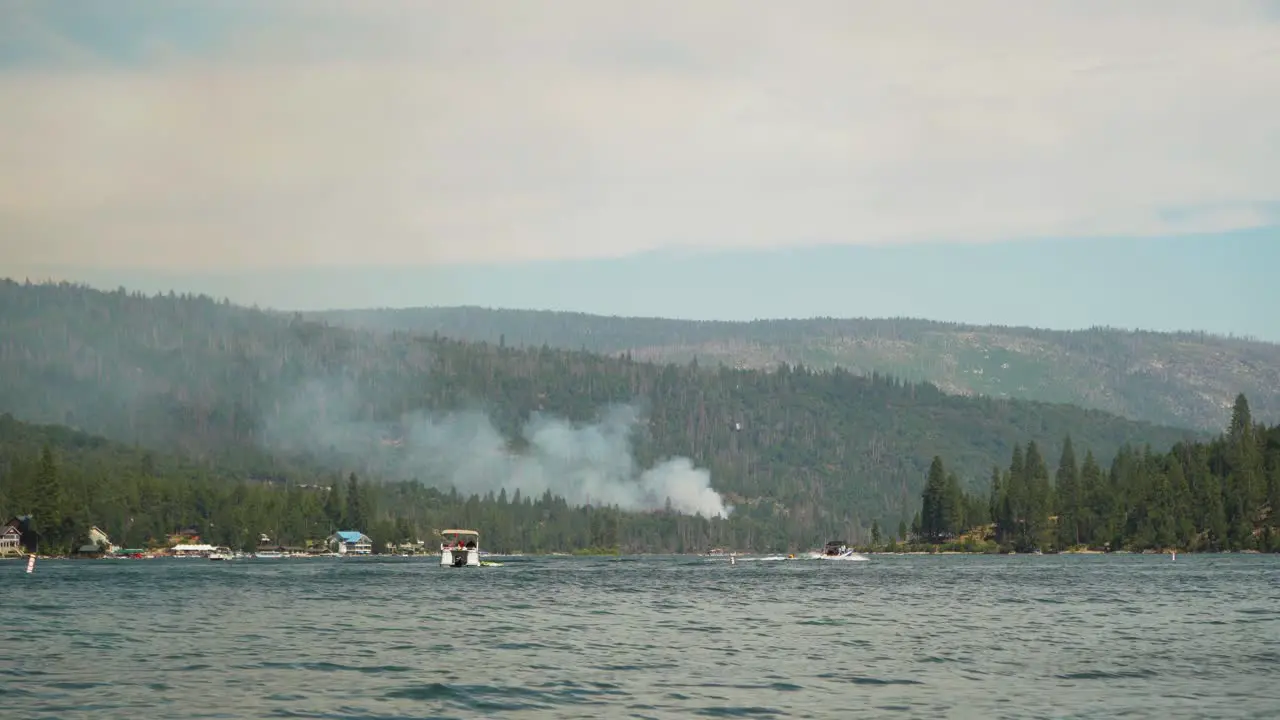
[312,306,1280,432]
[0,279,1200,535]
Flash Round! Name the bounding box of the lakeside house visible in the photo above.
[1,522,21,556]
[89,526,113,548]
[255,533,277,554]
[328,530,373,555]
[3,516,34,554]
[75,526,117,557]
[390,539,429,555]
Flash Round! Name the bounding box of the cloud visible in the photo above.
[2,0,1278,271]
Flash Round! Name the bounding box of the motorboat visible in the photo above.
[812,540,868,561]
[823,540,852,556]
[208,546,234,561]
[440,529,481,567]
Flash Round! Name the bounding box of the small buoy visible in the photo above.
[26,554,35,574]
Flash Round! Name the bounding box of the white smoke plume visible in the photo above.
[260,378,731,518]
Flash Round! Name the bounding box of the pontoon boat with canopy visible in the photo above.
[440,529,481,567]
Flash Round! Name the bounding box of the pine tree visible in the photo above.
[345,472,365,531]
[1268,437,1280,538]
[1226,393,1265,548]
[1023,441,1052,551]
[920,456,948,542]
[997,445,1025,547]
[1165,457,1195,547]
[988,466,1002,526]
[943,471,964,537]
[1155,466,1177,548]
[33,444,64,551]
[1229,393,1253,439]
[1078,449,1103,546]
[1055,435,1081,548]
[323,482,344,532]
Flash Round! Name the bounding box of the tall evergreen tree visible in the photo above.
[345,472,366,531]
[323,482,344,532]
[1268,438,1280,539]
[1076,448,1102,546]
[996,445,1024,547]
[1225,393,1265,548]
[920,456,948,542]
[1055,435,1081,547]
[943,470,965,537]
[987,465,1003,538]
[1022,441,1052,550]
[33,444,66,550]
[1165,457,1195,548]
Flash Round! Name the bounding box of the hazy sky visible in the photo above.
[3,1,1278,336]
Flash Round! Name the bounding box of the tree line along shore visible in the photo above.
[2,394,1275,556]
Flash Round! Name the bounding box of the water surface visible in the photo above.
[3,553,1278,718]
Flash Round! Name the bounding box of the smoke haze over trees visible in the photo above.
[261,378,728,517]
[8,279,1269,554]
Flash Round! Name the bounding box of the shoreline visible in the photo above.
[8,548,1271,561]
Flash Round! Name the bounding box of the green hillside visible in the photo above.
[5,402,1274,555]
[312,306,1280,432]
[0,413,688,555]
[0,279,1201,539]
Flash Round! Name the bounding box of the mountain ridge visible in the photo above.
[311,305,1280,432]
[317,303,1273,342]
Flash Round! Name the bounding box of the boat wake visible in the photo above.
[804,551,869,561]
[715,552,869,563]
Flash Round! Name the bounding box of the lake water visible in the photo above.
[3,553,1278,719]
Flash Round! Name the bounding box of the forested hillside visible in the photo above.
[0,279,1200,540]
[313,306,1280,432]
[915,395,1280,553]
[3,400,1275,555]
[0,413,695,555]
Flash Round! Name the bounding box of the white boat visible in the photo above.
[208,546,234,561]
[254,550,283,559]
[811,540,868,561]
[439,529,481,567]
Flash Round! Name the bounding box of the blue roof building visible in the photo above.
[328,530,373,555]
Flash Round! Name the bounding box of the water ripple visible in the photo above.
[1,553,1278,718]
